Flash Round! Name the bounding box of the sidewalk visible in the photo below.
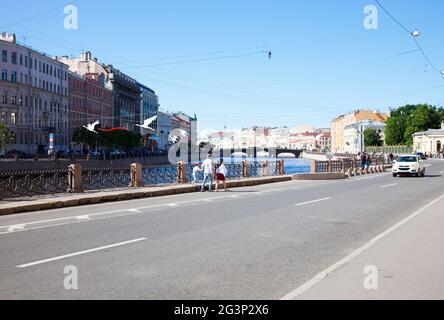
[292,194,444,300]
[0,175,292,216]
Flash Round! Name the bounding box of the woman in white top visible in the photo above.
[215,160,228,192]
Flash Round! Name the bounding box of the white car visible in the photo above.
[392,155,426,177]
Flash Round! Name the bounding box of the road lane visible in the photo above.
[0,160,443,299]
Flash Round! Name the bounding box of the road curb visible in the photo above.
[0,175,292,216]
[292,173,346,180]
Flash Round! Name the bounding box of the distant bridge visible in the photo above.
[215,148,302,159]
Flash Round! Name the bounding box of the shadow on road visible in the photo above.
[395,175,442,179]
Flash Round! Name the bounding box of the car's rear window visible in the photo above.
[398,157,418,162]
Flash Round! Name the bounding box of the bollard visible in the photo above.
[130,163,144,188]
[177,161,188,184]
[242,160,249,178]
[68,164,83,193]
[311,160,317,173]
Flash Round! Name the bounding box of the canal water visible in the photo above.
[221,157,312,175]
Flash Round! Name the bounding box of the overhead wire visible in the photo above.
[375,0,444,79]
[0,0,80,31]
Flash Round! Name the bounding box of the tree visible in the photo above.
[403,105,440,146]
[384,104,417,145]
[0,123,14,152]
[72,127,98,149]
[98,130,141,151]
[384,104,443,146]
[364,128,382,147]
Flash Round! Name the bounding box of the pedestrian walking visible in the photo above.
[192,163,202,185]
[201,154,214,192]
[360,152,367,170]
[366,154,372,170]
[215,160,228,192]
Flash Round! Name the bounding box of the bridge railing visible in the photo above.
[0,160,286,200]
[314,157,388,173]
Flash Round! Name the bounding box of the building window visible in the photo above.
[19,54,23,65]
[1,112,6,123]
[1,69,7,81]
[1,93,7,103]
[1,50,7,62]
[25,56,28,67]
[11,71,17,83]
[10,112,16,125]
[11,52,17,64]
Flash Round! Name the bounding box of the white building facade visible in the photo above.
[413,122,444,156]
[344,120,386,154]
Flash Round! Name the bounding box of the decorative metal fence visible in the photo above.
[366,146,413,155]
[142,166,179,186]
[315,161,330,173]
[314,157,388,173]
[82,167,132,191]
[0,169,70,199]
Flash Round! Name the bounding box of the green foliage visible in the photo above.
[0,123,14,149]
[364,128,382,147]
[72,127,142,150]
[72,127,98,147]
[385,104,443,146]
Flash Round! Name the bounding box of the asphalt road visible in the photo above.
[0,160,443,300]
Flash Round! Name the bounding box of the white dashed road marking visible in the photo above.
[17,238,147,268]
[295,198,331,207]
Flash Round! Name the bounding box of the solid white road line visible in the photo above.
[16,238,147,268]
[381,183,397,189]
[281,193,444,300]
[294,198,331,207]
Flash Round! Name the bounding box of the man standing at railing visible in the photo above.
[201,154,214,192]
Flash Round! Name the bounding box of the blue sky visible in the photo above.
[1,0,444,132]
